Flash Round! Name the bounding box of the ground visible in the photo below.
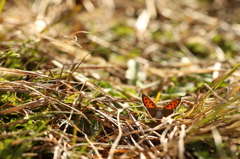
[0,0,240,158]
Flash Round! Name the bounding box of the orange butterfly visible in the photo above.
[142,94,182,119]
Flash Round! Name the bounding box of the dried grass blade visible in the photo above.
[0,98,47,114]
[107,110,123,159]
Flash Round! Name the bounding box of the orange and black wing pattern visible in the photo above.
[142,94,158,109]
[161,98,182,117]
[142,94,158,118]
[142,94,182,118]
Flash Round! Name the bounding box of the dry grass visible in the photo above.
[1,0,240,158]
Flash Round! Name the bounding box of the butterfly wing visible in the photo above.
[161,98,182,117]
[142,94,159,118]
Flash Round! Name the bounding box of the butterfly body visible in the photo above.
[142,94,181,119]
